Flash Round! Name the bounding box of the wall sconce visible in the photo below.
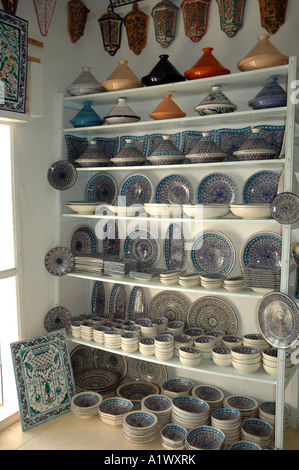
[98,3,123,56]
[152,0,178,48]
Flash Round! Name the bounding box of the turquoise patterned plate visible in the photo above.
[156,175,193,204]
[240,231,282,269]
[197,173,239,204]
[124,229,160,268]
[85,173,118,204]
[120,173,154,206]
[243,171,280,204]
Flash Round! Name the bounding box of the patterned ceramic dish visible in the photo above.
[270,191,299,224]
[224,395,259,419]
[187,296,238,335]
[228,441,262,450]
[156,174,193,204]
[179,347,202,367]
[161,378,194,398]
[183,204,230,219]
[65,201,101,215]
[127,358,168,384]
[212,346,232,367]
[230,204,271,219]
[222,335,243,348]
[233,129,278,161]
[144,203,183,217]
[211,407,241,428]
[85,173,118,204]
[116,381,160,409]
[186,426,225,450]
[243,171,280,204]
[98,397,133,425]
[197,173,239,204]
[240,418,273,448]
[120,173,154,206]
[122,411,158,444]
[45,246,75,276]
[71,392,103,418]
[161,423,187,450]
[47,160,77,190]
[192,384,224,410]
[239,231,282,270]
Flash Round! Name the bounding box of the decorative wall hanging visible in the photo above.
[2,0,18,14]
[0,10,28,114]
[180,0,211,42]
[216,0,246,37]
[152,0,178,48]
[98,5,123,57]
[124,2,149,55]
[33,0,57,36]
[10,329,76,431]
[68,0,90,43]
[237,34,288,71]
[259,0,288,35]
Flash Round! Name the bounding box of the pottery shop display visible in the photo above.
[150,94,186,120]
[186,132,227,163]
[185,47,231,80]
[248,75,287,109]
[194,84,237,115]
[259,0,288,35]
[147,135,185,165]
[152,0,178,48]
[142,55,185,86]
[104,97,140,125]
[233,128,278,161]
[238,34,288,71]
[66,66,104,96]
[70,102,104,128]
[111,139,146,166]
[216,0,246,37]
[181,0,212,42]
[75,140,109,167]
[124,3,149,56]
[102,60,143,92]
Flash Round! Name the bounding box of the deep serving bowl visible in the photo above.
[161,378,194,397]
[161,423,187,445]
[186,426,225,450]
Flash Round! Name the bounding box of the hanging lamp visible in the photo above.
[124,2,149,55]
[180,0,211,42]
[33,0,57,37]
[98,4,123,56]
[68,0,90,43]
[1,0,18,14]
[151,0,179,48]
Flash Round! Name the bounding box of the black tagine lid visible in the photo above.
[142,54,185,86]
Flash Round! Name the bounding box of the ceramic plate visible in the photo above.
[120,173,154,206]
[47,160,77,190]
[187,296,238,334]
[127,358,168,385]
[69,225,97,256]
[156,175,193,204]
[128,286,147,320]
[93,350,128,382]
[109,284,127,319]
[270,192,299,224]
[188,230,235,276]
[70,345,96,376]
[165,223,186,271]
[91,281,106,315]
[197,173,239,204]
[44,306,72,332]
[243,171,280,204]
[148,290,190,322]
[124,229,160,268]
[240,231,282,269]
[45,246,75,276]
[103,220,120,256]
[256,291,299,348]
[85,173,118,204]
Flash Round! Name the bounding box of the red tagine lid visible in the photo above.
[185,47,231,80]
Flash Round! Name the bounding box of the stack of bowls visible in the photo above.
[80,320,99,340]
[178,272,201,287]
[243,333,269,351]
[228,441,262,450]
[71,392,102,418]
[262,348,294,376]
[167,321,185,335]
[223,276,245,292]
[71,320,82,338]
[241,418,273,449]
[141,394,172,427]
[224,395,259,419]
[161,378,194,399]
[259,401,290,434]
[103,330,122,349]
[200,274,225,290]
[212,346,232,367]
[174,334,193,356]
[160,424,187,450]
[185,327,204,341]
[186,426,225,450]
[179,347,202,367]
[172,396,210,430]
[121,331,139,353]
[139,337,155,356]
[194,335,217,359]
[155,333,174,360]
[192,384,224,411]
[141,322,159,338]
[207,330,226,345]
[98,397,133,426]
[211,408,242,448]
[93,325,111,344]
[160,270,183,285]
[222,335,243,348]
[155,316,168,333]
[122,411,159,445]
[116,381,160,410]
[231,346,262,373]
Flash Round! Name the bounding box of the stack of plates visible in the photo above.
[231,346,262,373]
[116,381,160,410]
[178,272,201,287]
[172,396,210,430]
[141,394,172,427]
[129,268,166,280]
[241,264,281,293]
[192,384,224,411]
[122,411,159,445]
[71,392,102,418]
[75,368,120,397]
[160,424,187,450]
[211,408,242,448]
[93,325,111,344]
[80,320,99,340]
[186,426,225,450]
[224,395,259,419]
[155,333,175,361]
[174,334,193,356]
[200,274,226,290]
[139,337,155,356]
[75,253,110,274]
[241,418,273,449]
[160,270,185,286]
[104,258,140,277]
[121,331,139,353]
[262,348,294,376]
[98,397,133,426]
[161,378,194,399]
[104,330,122,349]
[258,401,290,434]
[223,276,245,292]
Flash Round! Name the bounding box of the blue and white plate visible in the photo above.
[128,286,147,320]
[165,223,186,271]
[240,231,282,269]
[92,281,106,315]
[48,160,77,190]
[188,230,235,276]
[120,173,154,207]
[85,173,118,204]
[109,283,127,319]
[156,175,193,204]
[270,192,299,224]
[187,296,238,334]
[69,224,97,256]
[124,229,160,268]
[103,220,120,256]
[197,173,239,204]
[148,290,190,323]
[243,171,280,204]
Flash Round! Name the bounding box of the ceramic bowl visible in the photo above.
[139,336,155,356]
[179,347,202,367]
[172,396,210,420]
[98,397,133,425]
[155,333,174,348]
[222,335,243,348]
[192,384,224,410]
[144,203,183,217]
[243,334,269,350]
[211,407,241,428]
[200,274,225,290]
[186,426,225,450]
[228,440,262,450]
[223,276,245,292]
[167,321,185,335]
[123,410,158,434]
[116,381,160,410]
[194,335,217,350]
[184,327,204,340]
[241,418,273,446]
[183,204,230,219]
[65,201,101,215]
[230,204,271,219]
[212,346,232,367]
[141,394,172,416]
[231,346,261,362]
[232,360,261,373]
[161,378,194,398]
[71,392,103,418]
[161,423,187,448]
[206,330,226,345]
[155,316,168,332]
[262,348,292,365]
[262,362,294,377]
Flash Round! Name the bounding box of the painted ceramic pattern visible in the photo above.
[181,0,212,42]
[197,173,239,204]
[124,3,149,56]
[124,229,160,268]
[91,281,106,315]
[120,135,148,155]
[148,290,190,322]
[270,192,299,224]
[243,171,280,204]
[128,286,147,320]
[187,296,238,333]
[127,358,167,384]
[216,0,246,37]
[120,173,154,206]
[215,127,250,160]
[148,133,180,155]
[44,306,72,332]
[165,223,186,271]
[93,350,127,381]
[47,160,77,190]
[152,0,178,48]
[109,283,127,319]
[259,0,288,35]
[45,246,75,276]
[86,173,118,204]
[103,220,120,256]
[70,225,97,256]
[187,426,225,449]
[156,175,193,204]
[65,134,88,167]
[240,231,282,269]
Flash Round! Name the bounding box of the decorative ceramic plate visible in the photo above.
[109,283,127,319]
[156,175,193,204]
[103,220,120,256]
[124,229,160,268]
[91,281,106,315]
[148,290,190,322]
[243,171,280,204]
[74,368,119,393]
[44,306,72,332]
[256,291,299,348]
[85,173,118,204]
[93,350,128,382]
[70,345,95,376]
[120,173,154,206]
[197,173,239,204]
[270,192,299,224]
[165,223,186,271]
[187,296,238,334]
[45,246,75,276]
[128,286,147,320]
[127,358,168,385]
[240,231,282,269]
[69,225,97,256]
[188,230,235,276]
[47,160,77,190]
[65,134,88,167]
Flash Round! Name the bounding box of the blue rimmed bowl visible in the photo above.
[179,347,202,367]
[71,392,103,418]
[192,384,224,410]
[241,418,273,448]
[211,407,241,428]
[186,425,225,450]
[161,377,194,398]
[161,424,187,450]
[98,397,133,425]
[228,440,262,450]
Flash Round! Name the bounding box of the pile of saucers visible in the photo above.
[122,411,159,445]
[155,333,174,361]
[172,396,210,430]
[98,397,133,426]
[192,384,224,411]
[139,336,155,356]
[93,325,111,344]
[141,394,172,427]
[259,401,290,434]
[211,408,241,448]
[178,272,201,288]
[224,395,259,419]
[103,330,122,349]
[223,276,245,292]
[194,335,217,359]
[121,331,139,353]
[160,270,185,285]
[241,418,273,449]
[231,346,262,373]
[243,333,269,351]
[186,426,225,450]
[160,423,187,450]
[71,391,102,418]
[174,334,193,356]
[161,378,194,399]
[200,274,225,290]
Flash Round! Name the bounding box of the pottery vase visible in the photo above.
[216,0,246,37]
[70,102,104,128]
[102,60,143,92]
[181,0,212,42]
[248,75,287,109]
[259,0,288,35]
[194,84,237,115]
[111,139,146,167]
[150,93,186,120]
[98,5,123,57]
[104,97,140,125]
[66,66,104,96]
[142,54,185,87]
[68,0,90,43]
[147,135,185,165]
[75,140,109,167]
[124,3,149,55]
[237,34,288,71]
[152,0,178,48]
[185,47,230,80]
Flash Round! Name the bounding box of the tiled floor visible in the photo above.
[0,412,299,450]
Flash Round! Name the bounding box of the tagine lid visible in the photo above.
[233,128,277,155]
[102,60,143,90]
[149,93,186,120]
[185,48,230,80]
[142,54,185,86]
[238,35,288,71]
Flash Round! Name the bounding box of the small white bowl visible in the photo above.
[232,360,261,373]
[144,203,182,217]
[194,335,217,350]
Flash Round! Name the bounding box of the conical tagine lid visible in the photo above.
[66,66,104,96]
[142,54,185,86]
[150,93,186,120]
[102,60,143,91]
[238,34,288,71]
[185,48,230,80]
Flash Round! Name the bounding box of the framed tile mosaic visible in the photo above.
[0,10,28,114]
[11,329,76,431]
